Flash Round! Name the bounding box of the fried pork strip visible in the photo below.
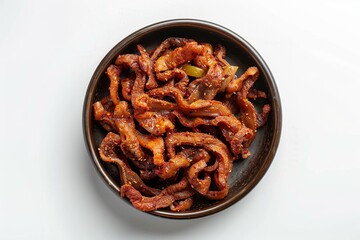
[236,67,260,150]
[147,86,232,117]
[256,104,271,128]
[226,66,258,94]
[116,54,175,136]
[106,65,122,105]
[187,44,224,102]
[154,41,203,72]
[137,44,158,90]
[214,44,230,67]
[151,37,190,61]
[172,111,252,156]
[155,148,210,179]
[170,197,194,212]
[113,101,146,161]
[156,68,189,96]
[99,132,160,196]
[93,96,116,132]
[120,177,195,212]
[186,160,211,195]
[165,132,233,191]
[135,131,165,166]
[120,77,134,101]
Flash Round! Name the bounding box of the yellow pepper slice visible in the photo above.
[181,64,205,78]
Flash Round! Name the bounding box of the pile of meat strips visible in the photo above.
[93,37,270,212]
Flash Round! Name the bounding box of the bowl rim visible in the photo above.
[83,18,282,219]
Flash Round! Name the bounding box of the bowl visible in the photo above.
[83,19,282,219]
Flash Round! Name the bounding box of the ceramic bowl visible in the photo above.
[83,19,282,219]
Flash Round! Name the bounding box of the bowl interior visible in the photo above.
[83,19,281,219]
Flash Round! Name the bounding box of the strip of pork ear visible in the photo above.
[133,93,176,112]
[155,148,210,180]
[133,92,176,135]
[115,54,144,100]
[115,54,143,105]
[150,37,191,61]
[193,43,215,70]
[186,160,211,195]
[113,102,156,179]
[187,63,224,102]
[226,67,271,151]
[166,132,233,192]
[170,197,193,212]
[113,101,146,161]
[226,66,258,94]
[133,93,176,136]
[120,177,195,212]
[236,68,260,155]
[137,44,158,90]
[115,54,146,108]
[116,54,175,136]
[154,41,203,72]
[134,111,175,136]
[173,111,252,156]
[214,44,230,67]
[247,88,267,99]
[106,65,122,105]
[256,104,271,128]
[187,44,224,102]
[147,86,232,117]
[99,132,160,196]
[206,185,229,200]
[93,96,116,132]
[135,131,165,166]
[222,95,240,115]
[156,68,189,96]
[120,77,134,101]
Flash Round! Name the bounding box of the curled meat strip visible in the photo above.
[120,77,134,101]
[116,54,175,136]
[121,177,195,212]
[106,65,121,105]
[156,148,210,179]
[113,101,146,161]
[94,38,271,212]
[226,66,258,94]
[154,41,203,72]
[135,111,175,136]
[93,96,116,132]
[137,44,158,90]
[156,68,189,96]
[214,44,230,67]
[256,104,271,128]
[236,67,260,149]
[187,64,224,102]
[148,86,232,117]
[170,197,193,212]
[136,131,165,166]
[187,160,211,195]
[151,37,190,61]
[188,44,224,102]
[134,93,176,112]
[247,88,267,99]
[193,43,216,69]
[99,132,160,196]
[166,132,233,191]
[173,111,252,156]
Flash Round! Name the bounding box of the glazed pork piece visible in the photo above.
[92,37,271,212]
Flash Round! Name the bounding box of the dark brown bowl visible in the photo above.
[83,19,282,219]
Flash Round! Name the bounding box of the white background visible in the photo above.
[1,0,360,239]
